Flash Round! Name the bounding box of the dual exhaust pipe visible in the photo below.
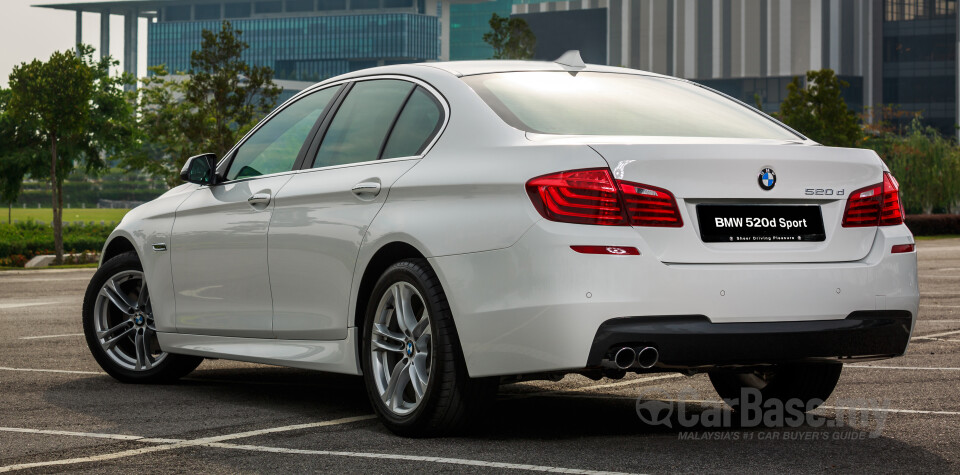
[612,346,659,369]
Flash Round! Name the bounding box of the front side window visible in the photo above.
[462,72,800,140]
[225,86,340,181]
[313,79,414,168]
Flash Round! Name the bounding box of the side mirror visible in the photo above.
[180,153,220,186]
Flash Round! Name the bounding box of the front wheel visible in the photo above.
[82,251,203,383]
[361,259,497,437]
[709,363,842,413]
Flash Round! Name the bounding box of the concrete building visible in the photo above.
[512,0,960,137]
[36,0,482,90]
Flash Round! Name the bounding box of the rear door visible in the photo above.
[268,78,446,340]
[170,85,342,337]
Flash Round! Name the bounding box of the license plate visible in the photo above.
[696,205,826,242]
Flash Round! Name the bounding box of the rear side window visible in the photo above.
[381,87,443,159]
[313,79,414,168]
[462,72,800,140]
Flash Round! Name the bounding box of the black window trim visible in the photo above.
[210,74,450,186]
[296,74,451,173]
[213,83,347,186]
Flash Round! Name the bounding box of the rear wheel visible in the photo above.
[708,363,842,412]
[82,251,202,383]
[361,258,497,437]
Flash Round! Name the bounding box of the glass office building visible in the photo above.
[449,0,512,60]
[149,13,440,81]
[883,0,958,134]
[149,1,441,81]
[37,0,462,89]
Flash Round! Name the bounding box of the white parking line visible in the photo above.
[820,405,960,416]
[846,365,960,371]
[504,374,685,400]
[0,277,90,284]
[0,302,56,310]
[18,333,84,340]
[920,304,960,308]
[0,415,376,473]
[0,427,149,441]
[0,418,637,475]
[0,367,101,375]
[569,374,685,392]
[913,329,960,339]
[201,442,637,474]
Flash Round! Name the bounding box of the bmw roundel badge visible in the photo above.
[758,167,776,191]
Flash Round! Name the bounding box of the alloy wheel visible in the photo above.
[370,281,433,416]
[93,270,166,371]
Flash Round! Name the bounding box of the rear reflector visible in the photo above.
[891,243,915,254]
[526,168,683,227]
[570,245,640,255]
[842,172,905,227]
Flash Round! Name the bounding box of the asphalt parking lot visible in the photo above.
[1,240,959,473]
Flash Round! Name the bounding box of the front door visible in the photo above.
[170,85,342,337]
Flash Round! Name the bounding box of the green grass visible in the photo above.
[915,234,960,240]
[4,208,129,224]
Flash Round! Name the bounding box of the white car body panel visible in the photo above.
[171,173,294,338]
[98,60,919,380]
[590,142,881,263]
[269,158,419,340]
[430,222,918,377]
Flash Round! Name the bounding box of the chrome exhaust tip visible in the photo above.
[613,347,637,369]
[636,346,659,369]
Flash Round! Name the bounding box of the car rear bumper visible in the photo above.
[429,221,919,378]
[586,310,912,369]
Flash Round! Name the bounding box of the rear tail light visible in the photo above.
[526,168,683,227]
[879,173,904,226]
[618,181,684,227]
[526,169,626,225]
[842,172,904,227]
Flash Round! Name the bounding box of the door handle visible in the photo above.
[351,182,381,197]
[247,192,271,205]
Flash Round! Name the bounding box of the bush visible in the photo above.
[865,119,960,214]
[0,221,111,262]
[904,214,960,236]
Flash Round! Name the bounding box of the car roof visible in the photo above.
[412,60,669,78]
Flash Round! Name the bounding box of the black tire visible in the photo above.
[361,258,498,437]
[709,363,842,412]
[82,251,203,383]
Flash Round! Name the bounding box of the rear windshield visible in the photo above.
[462,72,800,140]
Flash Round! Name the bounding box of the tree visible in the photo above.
[865,118,960,214]
[483,13,536,60]
[775,69,863,148]
[7,45,137,263]
[0,88,34,224]
[130,21,281,185]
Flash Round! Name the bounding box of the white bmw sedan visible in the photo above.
[83,57,919,436]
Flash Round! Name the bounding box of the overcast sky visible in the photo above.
[1,0,148,88]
